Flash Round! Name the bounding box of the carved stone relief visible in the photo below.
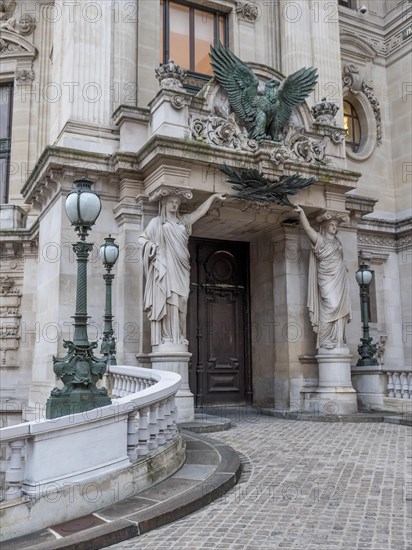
[0,276,22,367]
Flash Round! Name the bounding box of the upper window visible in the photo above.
[338,0,356,8]
[160,0,228,89]
[343,100,361,153]
[0,83,13,204]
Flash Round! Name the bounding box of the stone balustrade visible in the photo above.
[386,371,412,399]
[0,366,184,541]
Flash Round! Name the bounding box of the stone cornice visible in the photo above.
[21,146,112,205]
[134,134,361,192]
[357,216,412,253]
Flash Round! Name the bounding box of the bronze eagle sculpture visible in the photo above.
[210,42,318,142]
[220,164,315,208]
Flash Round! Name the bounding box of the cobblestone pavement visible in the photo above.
[109,411,412,550]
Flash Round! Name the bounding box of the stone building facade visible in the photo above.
[0,0,411,423]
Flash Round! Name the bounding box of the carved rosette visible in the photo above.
[311,97,339,126]
[235,2,259,22]
[148,186,193,203]
[0,276,22,367]
[155,59,187,89]
[170,95,185,110]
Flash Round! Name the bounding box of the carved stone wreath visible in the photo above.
[270,126,328,166]
[190,112,258,152]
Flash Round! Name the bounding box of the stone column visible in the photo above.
[49,1,114,150]
[112,0,138,112]
[279,0,343,124]
[113,182,147,365]
[272,223,310,409]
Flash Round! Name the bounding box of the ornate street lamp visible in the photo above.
[46,179,112,419]
[99,235,119,365]
[356,263,378,367]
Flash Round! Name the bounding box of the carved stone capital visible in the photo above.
[316,210,350,226]
[148,186,193,203]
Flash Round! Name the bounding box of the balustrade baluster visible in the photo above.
[148,404,159,450]
[169,396,177,435]
[387,372,394,397]
[137,407,150,456]
[127,412,139,462]
[5,439,26,501]
[409,373,412,400]
[401,372,410,399]
[163,400,173,441]
[111,374,119,398]
[157,402,167,446]
[394,372,402,398]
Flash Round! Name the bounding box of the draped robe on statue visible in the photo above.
[140,215,192,346]
[307,233,352,349]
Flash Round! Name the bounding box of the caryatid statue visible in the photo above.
[139,192,226,347]
[295,206,352,350]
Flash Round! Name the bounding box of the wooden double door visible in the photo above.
[188,237,252,405]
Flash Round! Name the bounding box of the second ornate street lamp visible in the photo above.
[46,179,112,419]
[356,263,378,367]
[99,235,119,365]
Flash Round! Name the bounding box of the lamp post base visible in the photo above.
[46,388,112,419]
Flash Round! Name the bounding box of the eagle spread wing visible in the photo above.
[209,42,259,124]
[220,164,315,208]
[272,67,318,132]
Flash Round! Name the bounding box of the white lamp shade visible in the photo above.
[356,268,373,285]
[100,239,119,266]
[65,186,101,226]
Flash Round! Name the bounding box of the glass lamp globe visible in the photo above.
[356,264,373,286]
[100,235,119,267]
[65,179,102,227]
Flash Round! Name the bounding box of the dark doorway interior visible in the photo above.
[188,237,252,406]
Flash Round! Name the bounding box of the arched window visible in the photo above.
[344,100,361,153]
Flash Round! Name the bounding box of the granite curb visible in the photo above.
[2,431,241,550]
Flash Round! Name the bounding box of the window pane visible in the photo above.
[0,157,9,204]
[169,3,190,69]
[160,0,164,64]
[194,9,214,74]
[0,84,12,139]
[219,15,226,44]
[353,118,361,145]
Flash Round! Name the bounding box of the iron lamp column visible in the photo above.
[100,235,119,365]
[46,179,112,419]
[355,263,378,367]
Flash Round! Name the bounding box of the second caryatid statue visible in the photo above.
[139,191,226,351]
